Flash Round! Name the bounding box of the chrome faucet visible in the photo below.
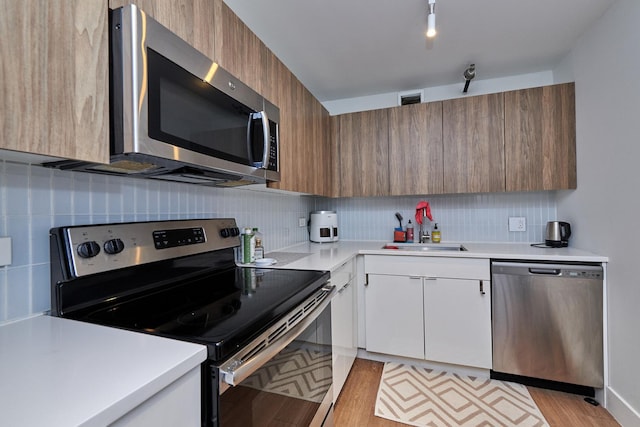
[418,208,430,243]
[419,226,430,243]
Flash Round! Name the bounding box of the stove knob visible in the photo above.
[220,228,231,238]
[77,241,100,258]
[230,227,240,237]
[103,238,125,255]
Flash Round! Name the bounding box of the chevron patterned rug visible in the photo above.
[375,362,549,427]
[241,343,332,403]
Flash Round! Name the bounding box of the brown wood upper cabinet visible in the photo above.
[264,51,332,196]
[0,0,109,163]
[214,1,265,94]
[443,93,506,194]
[109,0,217,62]
[388,102,444,195]
[504,83,576,191]
[335,109,390,197]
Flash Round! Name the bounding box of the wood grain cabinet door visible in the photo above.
[336,109,390,197]
[443,93,505,194]
[109,0,217,60]
[1,0,109,162]
[214,1,266,94]
[504,83,576,191]
[389,102,444,195]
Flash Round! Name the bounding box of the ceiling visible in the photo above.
[223,0,615,102]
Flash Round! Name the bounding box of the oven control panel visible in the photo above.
[152,227,205,250]
[56,218,241,278]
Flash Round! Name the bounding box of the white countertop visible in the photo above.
[0,315,207,427]
[259,240,608,272]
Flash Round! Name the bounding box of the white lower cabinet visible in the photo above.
[111,367,201,427]
[424,278,492,369]
[331,259,358,402]
[364,255,492,369]
[365,274,424,359]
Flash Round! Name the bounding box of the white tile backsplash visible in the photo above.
[0,161,315,323]
[314,192,557,243]
[0,160,560,324]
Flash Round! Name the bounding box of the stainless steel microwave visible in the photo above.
[47,4,280,186]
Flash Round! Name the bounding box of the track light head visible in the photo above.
[462,64,476,93]
[426,0,436,38]
[463,64,476,81]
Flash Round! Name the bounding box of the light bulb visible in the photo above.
[426,13,436,38]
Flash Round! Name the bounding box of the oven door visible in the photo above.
[213,290,334,427]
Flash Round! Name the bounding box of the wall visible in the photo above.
[323,70,562,116]
[556,0,640,423]
[315,192,557,243]
[0,161,315,324]
[0,158,560,324]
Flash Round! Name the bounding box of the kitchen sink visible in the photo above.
[382,243,467,251]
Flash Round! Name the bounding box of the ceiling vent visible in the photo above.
[398,90,424,106]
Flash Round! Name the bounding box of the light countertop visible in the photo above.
[0,315,207,427]
[257,240,608,272]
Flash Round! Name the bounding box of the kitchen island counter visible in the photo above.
[0,315,207,427]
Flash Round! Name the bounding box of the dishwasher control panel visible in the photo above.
[565,269,602,279]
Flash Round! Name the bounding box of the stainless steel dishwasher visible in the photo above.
[491,261,603,390]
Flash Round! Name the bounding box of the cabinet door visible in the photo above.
[365,274,424,359]
[109,0,216,60]
[443,93,505,194]
[264,52,331,196]
[505,83,576,191]
[331,280,355,402]
[1,0,108,162]
[214,1,266,94]
[424,278,492,369]
[336,109,389,197]
[389,102,444,195]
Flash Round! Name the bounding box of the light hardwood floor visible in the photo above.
[334,358,620,427]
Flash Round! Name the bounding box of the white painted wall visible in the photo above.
[556,0,640,424]
[323,70,560,115]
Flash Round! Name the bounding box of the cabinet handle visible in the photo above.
[338,282,351,294]
[479,280,486,295]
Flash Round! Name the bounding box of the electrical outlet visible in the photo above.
[508,217,526,232]
[0,237,12,267]
[298,217,307,227]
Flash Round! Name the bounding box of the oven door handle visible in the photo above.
[218,284,336,393]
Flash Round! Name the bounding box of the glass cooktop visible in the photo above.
[80,267,329,362]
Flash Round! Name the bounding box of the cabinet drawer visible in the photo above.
[364,255,489,280]
[331,258,355,289]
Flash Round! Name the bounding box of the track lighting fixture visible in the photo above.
[463,63,475,93]
[426,0,436,38]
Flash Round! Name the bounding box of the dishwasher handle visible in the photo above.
[528,268,561,275]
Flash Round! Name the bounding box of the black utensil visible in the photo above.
[395,212,403,229]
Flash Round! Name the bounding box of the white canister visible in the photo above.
[309,211,339,243]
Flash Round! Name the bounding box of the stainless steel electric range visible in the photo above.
[50,218,335,427]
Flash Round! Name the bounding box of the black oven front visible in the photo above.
[206,297,333,427]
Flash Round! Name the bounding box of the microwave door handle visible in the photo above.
[260,111,269,168]
[246,112,269,168]
[247,113,258,166]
